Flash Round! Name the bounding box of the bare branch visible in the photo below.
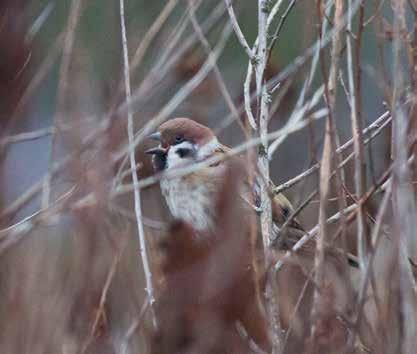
[274,110,391,194]
[224,0,254,59]
[119,0,157,327]
[347,0,367,270]
[256,1,283,352]
[42,0,83,208]
[391,1,417,351]
[0,127,54,147]
[188,1,241,127]
[129,0,179,73]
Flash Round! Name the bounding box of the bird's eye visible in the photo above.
[175,135,184,144]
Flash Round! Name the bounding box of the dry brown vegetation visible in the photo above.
[1,0,417,353]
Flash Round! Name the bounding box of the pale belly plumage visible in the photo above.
[160,175,218,232]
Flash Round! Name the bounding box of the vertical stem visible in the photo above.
[256,1,270,261]
[347,0,367,271]
[256,1,283,352]
[42,0,83,208]
[310,0,349,350]
[391,1,417,353]
[119,0,157,327]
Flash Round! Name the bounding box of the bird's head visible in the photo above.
[146,118,219,171]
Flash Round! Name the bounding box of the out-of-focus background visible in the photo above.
[1,0,416,353]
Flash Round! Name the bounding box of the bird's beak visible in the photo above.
[147,132,161,141]
[145,147,167,156]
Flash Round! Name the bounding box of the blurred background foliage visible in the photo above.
[0,0,411,353]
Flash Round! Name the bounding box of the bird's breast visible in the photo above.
[160,174,218,232]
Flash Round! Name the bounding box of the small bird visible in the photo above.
[145,118,359,264]
[146,118,361,352]
[145,117,302,245]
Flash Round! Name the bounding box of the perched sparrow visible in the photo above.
[146,118,276,352]
[146,118,361,352]
[146,118,226,232]
[146,118,359,264]
[145,117,301,242]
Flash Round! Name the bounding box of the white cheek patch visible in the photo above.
[166,141,195,169]
[197,137,220,160]
[165,138,220,169]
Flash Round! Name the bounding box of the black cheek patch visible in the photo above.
[152,153,167,171]
[176,148,193,158]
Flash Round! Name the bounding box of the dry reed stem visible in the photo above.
[256,1,283,351]
[42,0,83,208]
[129,0,179,74]
[347,0,367,270]
[188,1,241,128]
[119,0,157,327]
[391,1,417,352]
[224,0,254,60]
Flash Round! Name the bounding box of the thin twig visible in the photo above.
[310,1,348,346]
[0,185,77,253]
[129,0,179,74]
[274,203,358,272]
[309,53,331,354]
[42,0,83,208]
[274,111,391,194]
[243,60,258,129]
[254,0,363,99]
[188,1,241,128]
[347,181,392,351]
[267,0,298,58]
[274,159,396,273]
[120,299,149,354]
[119,0,157,327]
[81,237,127,354]
[256,1,283,352]
[347,0,367,270]
[1,34,64,158]
[391,1,417,352]
[268,85,324,157]
[0,127,54,147]
[27,2,55,40]
[224,0,254,59]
